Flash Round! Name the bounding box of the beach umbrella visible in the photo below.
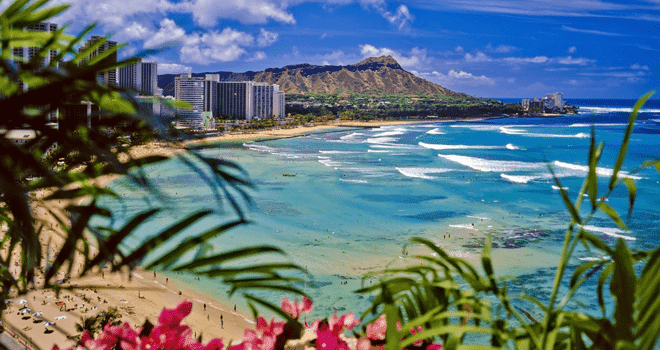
[18,300,27,304]
[33,312,43,317]
[20,308,30,313]
[43,321,55,326]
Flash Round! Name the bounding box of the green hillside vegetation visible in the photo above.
[286,92,523,120]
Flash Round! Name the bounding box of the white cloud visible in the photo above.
[382,5,414,30]
[464,51,492,62]
[144,18,186,48]
[188,0,295,26]
[486,43,517,53]
[557,56,596,65]
[50,0,180,29]
[503,56,549,64]
[630,63,649,70]
[568,46,577,53]
[424,70,495,87]
[454,46,464,53]
[246,51,267,61]
[562,25,624,36]
[181,28,254,64]
[119,22,153,41]
[257,29,279,47]
[359,44,430,69]
[158,63,192,74]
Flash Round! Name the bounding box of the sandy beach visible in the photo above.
[184,120,424,146]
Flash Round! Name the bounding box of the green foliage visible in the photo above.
[360,92,660,349]
[0,0,304,321]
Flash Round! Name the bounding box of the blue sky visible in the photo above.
[41,0,660,98]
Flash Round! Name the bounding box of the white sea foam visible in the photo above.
[339,179,368,184]
[319,150,361,154]
[439,154,546,172]
[500,126,590,139]
[419,142,504,150]
[426,128,446,135]
[579,256,611,261]
[553,161,642,180]
[580,225,636,241]
[449,224,477,230]
[569,123,627,127]
[396,167,453,179]
[370,143,420,150]
[467,215,490,220]
[373,128,407,137]
[243,143,276,152]
[340,132,364,141]
[506,143,520,150]
[450,124,502,131]
[652,119,660,123]
[319,159,351,167]
[272,152,300,159]
[500,174,540,183]
[579,106,660,114]
[366,137,399,144]
[551,185,569,190]
[368,149,392,153]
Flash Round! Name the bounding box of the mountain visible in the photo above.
[158,56,465,97]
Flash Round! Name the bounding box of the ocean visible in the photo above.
[101,98,660,321]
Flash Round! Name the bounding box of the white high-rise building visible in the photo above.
[213,81,285,120]
[273,89,286,118]
[79,36,117,86]
[546,92,564,111]
[204,74,220,118]
[252,82,274,119]
[119,59,158,95]
[217,81,254,120]
[174,73,204,111]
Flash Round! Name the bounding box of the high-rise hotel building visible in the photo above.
[118,58,158,95]
[175,73,205,111]
[12,22,58,67]
[79,36,117,86]
[214,81,285,120]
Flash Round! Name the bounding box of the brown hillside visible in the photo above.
[248,56,463,96]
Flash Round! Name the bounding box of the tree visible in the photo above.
[0,0,305,321]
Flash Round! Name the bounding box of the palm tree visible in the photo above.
[0,0,306,321]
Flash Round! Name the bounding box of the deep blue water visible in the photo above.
[100,99,660,323]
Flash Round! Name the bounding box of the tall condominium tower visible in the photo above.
[118,58,158,95]
[12,22,58,66]
[217,81,254,120]
[252,83,274,118]
[204,74,219,118]
[273,90,286,118]
[175,72,205,113]
[79,35,117,86]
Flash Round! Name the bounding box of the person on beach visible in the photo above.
[204,303,206,311]
[220,314,223,329]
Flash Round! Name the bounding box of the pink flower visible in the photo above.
[366,315,386,341]
[158,300,193,327]
[426,345,443,350]
[94,322,139,350]
[281,297,313,320]
[357,338,371,350]
[316,322,348,350]
[305,318,322,333]
[256,317,285,338]
[409,325,424,346]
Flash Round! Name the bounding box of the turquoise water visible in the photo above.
[101,99,660,321]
